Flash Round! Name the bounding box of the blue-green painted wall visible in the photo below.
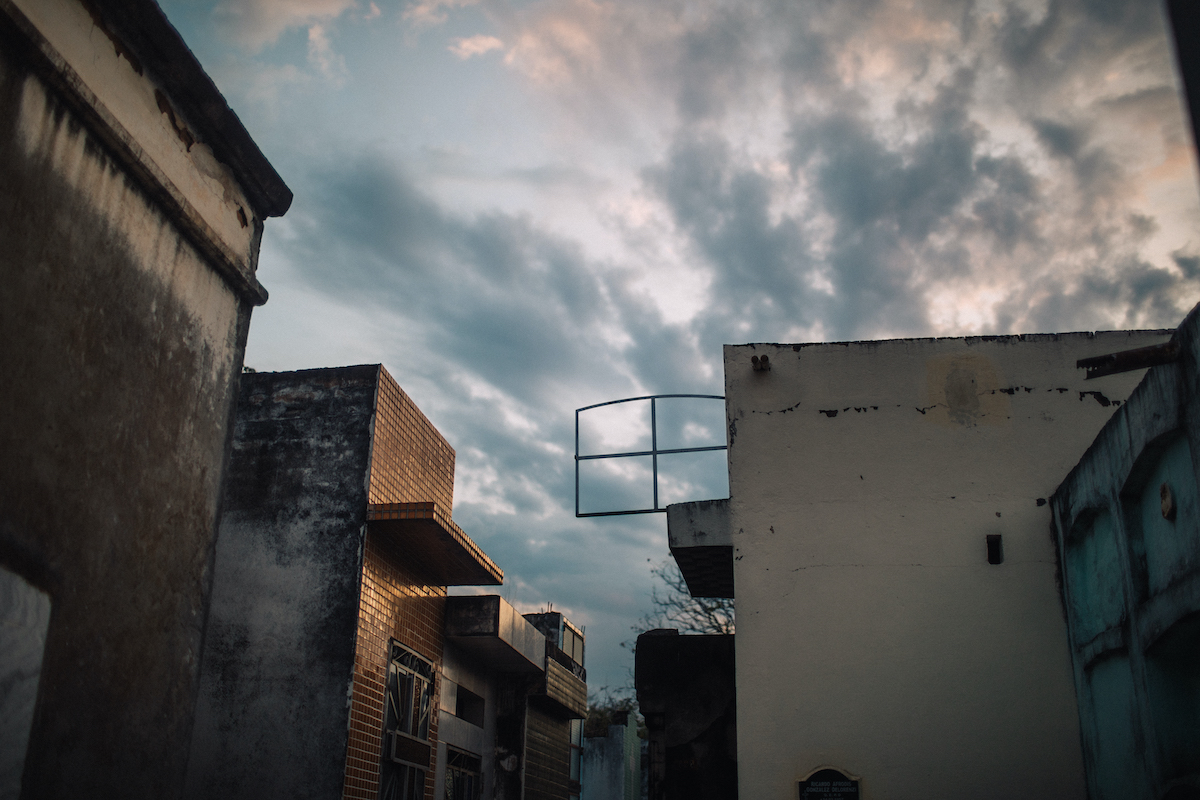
[1052,306,1200,800]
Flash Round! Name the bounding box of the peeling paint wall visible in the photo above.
[0,0,284,795]
[184,367,378,800]
[8,0,269,283]
[1051,307,1200,799]
[724,331,1170,799]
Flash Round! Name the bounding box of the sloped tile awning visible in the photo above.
[368,502,503,586]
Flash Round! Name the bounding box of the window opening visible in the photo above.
[380,642,434,800]
[445,748,482,800]
[455,685,485,728]
[569,718,583,788]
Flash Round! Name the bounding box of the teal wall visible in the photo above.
[1052,307,1200,800]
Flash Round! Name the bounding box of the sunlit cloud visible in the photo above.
[448,34,504,59]
[402,0,479,28]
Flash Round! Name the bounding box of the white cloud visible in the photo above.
[448,34,504,59]
[402,0,480,28]
[307,23,348,80]
[214,0,358,50]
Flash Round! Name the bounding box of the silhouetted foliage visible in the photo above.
[639,557,734,635]
[586,686,645,739]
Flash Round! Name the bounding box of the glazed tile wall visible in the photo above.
[343,368,457,800]
[343,529,447,800]
[525,705,571,800]
[368,367,455,513]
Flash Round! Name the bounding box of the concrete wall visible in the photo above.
[1052,309,1200,799]
[0,0,286,795]
[635,632,736,800]
[185,368,378,800]
[0,567,51,799]
[724,331,1170,799]
[436,642,499,800]
[581,713,640,800]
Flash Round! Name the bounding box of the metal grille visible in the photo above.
[574,394,726,517]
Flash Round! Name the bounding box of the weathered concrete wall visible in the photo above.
[435,642,500,800]
[581,725,622,800]
[0,0,286,795]
[635,632,736,800]
[1052,308,1200,799]
[0,567,51,799]
[581,712,640,800]
[185,368,378,800]
[724,331,1170,799]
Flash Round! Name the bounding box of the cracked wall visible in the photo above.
[723,330,1170,800]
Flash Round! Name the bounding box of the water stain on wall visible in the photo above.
[923,352,1011,427]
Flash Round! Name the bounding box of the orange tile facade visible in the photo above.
[342,368,459,800]
[368,367,455,511]
[343,530,447,800]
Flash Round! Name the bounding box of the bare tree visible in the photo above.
[585,686,642,738]
[638,557,734,635]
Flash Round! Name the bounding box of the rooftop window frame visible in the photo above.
[574,394,726,517]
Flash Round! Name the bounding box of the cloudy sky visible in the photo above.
[161,0,1200,692]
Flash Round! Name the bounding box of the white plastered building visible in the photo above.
[667,331,1171,799]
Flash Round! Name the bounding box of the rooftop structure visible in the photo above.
[663,330,1170,798]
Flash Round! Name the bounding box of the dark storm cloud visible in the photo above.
[276,152,717,531]
[287,154,629,406]
[645,134,809,317]
[217,0,1200,690]
[675,6,755,122]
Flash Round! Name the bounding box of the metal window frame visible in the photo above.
[574,394,726,517]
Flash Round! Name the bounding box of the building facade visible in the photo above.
[666,330,1171,799]
[445,600,587,800]
[0,0,289,795]
[580,708,641,800]
[1051,309,1200,800]
[186,366,585,800]
[635,631,735,800]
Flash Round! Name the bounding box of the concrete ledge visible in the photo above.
[444,595,544,674]
[667,499,734,598]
